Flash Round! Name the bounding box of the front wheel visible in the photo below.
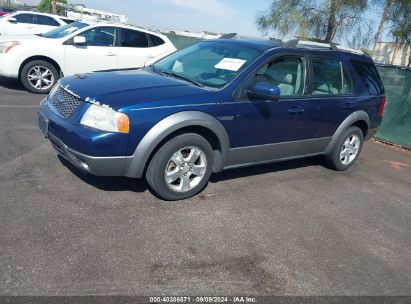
[326,126,364,171]
[20,60,59,94]
[146,133,213,201]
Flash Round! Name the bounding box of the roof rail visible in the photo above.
[219,33,237,39]
[283,39,365,56]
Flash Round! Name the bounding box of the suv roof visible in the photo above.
[208,38,369,58]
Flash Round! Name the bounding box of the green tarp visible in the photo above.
[376,65,411,148]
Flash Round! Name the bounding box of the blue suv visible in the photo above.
[38,39,386,200]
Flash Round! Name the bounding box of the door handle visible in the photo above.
[342,102,355,109]
[106,52,116,56]
[288,107,305,114]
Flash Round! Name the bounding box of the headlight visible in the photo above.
[0,41,20,53]
[80,104,129,133]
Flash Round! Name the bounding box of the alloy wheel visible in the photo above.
[27,66,54,90]
[340,134,361,165]
[164,146,207,193]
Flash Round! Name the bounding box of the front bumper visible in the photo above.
[0,53,19,78]
[47,132,131,176]
[38,99,132,177]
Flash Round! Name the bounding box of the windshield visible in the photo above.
[153,41,262,88]
[41,21,88,39]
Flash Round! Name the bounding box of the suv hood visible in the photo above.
[59,69,212,110]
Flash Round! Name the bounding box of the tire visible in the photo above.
[326,126,364,171]
[20,60,59,94]
[146,133,213,201]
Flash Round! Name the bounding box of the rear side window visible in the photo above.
[120,29,149,48]
[311,57,353,95]
[149,34,165,46]
[351,60,384,95]
[35,15,60,26]
[14,13,34,24]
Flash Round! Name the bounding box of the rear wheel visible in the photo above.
[146,133,213,201]
[326,126,364,171]
[20,60,59,94]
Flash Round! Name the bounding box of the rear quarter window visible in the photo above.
[351,60,384,95]
[149,34,165,46]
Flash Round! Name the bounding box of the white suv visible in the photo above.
[0,11,73,36]
[0,22,177,93]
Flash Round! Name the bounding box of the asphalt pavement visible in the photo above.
[0,76,410,296]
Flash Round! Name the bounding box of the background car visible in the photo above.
[0,11,73,36]
[0,22,177,93]
[0,7,15,16]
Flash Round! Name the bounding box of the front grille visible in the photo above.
[48,85,84,118]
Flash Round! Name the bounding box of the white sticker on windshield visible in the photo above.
[215,58,247,72]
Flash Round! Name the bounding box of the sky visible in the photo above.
[20,0,386,43]
[21,0,272,37]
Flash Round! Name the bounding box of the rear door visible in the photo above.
[296,55,356,154]
[64,26,119,75]
[117,28,172,68]
[34,15,61,34]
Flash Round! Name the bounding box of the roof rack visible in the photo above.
[283,39,366,56]
[219,33,237,39]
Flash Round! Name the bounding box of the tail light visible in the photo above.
[378,96,386,118]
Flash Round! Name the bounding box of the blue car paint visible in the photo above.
[39,39,383,160]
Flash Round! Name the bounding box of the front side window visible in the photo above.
[35,15,60,26]
[120,29,149,48]
[312,57,352,95]
[248,56,305,96]
[14,13,34,24]
[153,41,262,88]
[79,27,116,47]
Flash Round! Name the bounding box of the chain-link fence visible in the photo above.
[376,64,411,149]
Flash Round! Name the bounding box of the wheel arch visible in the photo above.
[125,111,230,178]
[19,56,62,79]
[324,110,370,155]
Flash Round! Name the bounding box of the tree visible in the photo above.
[373,0,394,50]
[36,0,67,14]
[256,0,369,44]
[387,0,411,66]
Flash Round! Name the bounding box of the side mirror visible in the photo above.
[73,36,86,45]
[8,17,17,24]
[246,82,281,101]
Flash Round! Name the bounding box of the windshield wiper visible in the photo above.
[153,67,204,87]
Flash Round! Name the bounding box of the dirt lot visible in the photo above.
[0,76,410,296]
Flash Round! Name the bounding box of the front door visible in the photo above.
[230,54,309,165]
[3,13,36,35]
[64,26,118,76]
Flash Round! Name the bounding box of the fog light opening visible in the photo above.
[80,161,90,171]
